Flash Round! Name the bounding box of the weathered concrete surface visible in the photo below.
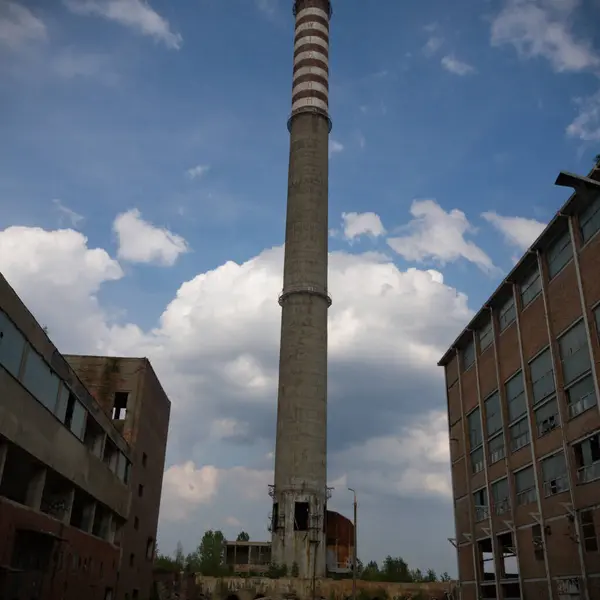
[272,0,332,579]
[153,576,456,600]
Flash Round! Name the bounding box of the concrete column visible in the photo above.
[25,466,46,511]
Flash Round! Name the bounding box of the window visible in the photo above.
[138,484,144,498]
[142,452,147,468]
[0,311,26,378]
[129,553,134,567]
[541,452,569,497]
[112,392,129,420]
[579,192,600,244]
[479,319,493,352]
[146,538,154,560]
[581,510,598,552]
[22,349,60,412]
[463,339,475,370]
[473,488,488,522]
[485,392,502,436]
[529,349,555,405]
[294,502,309,530]
[468,408,483,449]
[117,453,129,483]
[471,446,484,474]
[566,374,597,419]
[68,399,87,440]
[573,433,600,484]
[505,372,526,422]
[491,478,510,515]
[535,398,559,437]
[515,466,536,506]
[532,524,544,561]
[510,418,530,452]
[132,591,139,600]
[488,433,504,465]
[546,229,573,279]
[498,295,516,331]
[134,517,139,530]
[558,320,592,386]
[520,266,541,307]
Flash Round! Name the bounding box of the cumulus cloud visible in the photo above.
[482,211,546,251]
[387,199,496,272]
[567,90,600,142]
[490,0,600,72]
[441,55,476,75]
[0,222,474,569]
[0,2,47,50]
[113,208,189,266]
[340,212,386,240]
[64,0,182,50]
[329,139,344,157]
[186,164,210,180]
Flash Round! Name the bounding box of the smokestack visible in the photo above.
[270,0,332,580]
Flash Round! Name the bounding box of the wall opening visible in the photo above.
[294,502,309,531]
[497,532,518,578]
[225,595,240,600]
[83,417,105,458]
[11,529,55,571]
[0,444,33,505]
[92,503,111,540]
[103,438,118,473]
[41,469,72,521]
[70,488,94,531]
[112,392,129,420]
[477,538,495,582]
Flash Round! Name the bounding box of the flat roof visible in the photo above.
[438,163,600,367]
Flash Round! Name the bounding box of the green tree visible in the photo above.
[197,529,227,576]
[409,568,423,582]
[381,556,412,582]
[360,560,380,581]
[174,541,185,569]
[424,568,437,582]
[236,531,250,541]
[440,571,452,582]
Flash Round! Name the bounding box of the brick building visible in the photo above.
[0,273,131,600]
[439,164,600,600]
[65,355,171,600]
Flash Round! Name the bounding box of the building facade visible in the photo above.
[65,355,171,600]
[0,272,131,600]
[440,165,600,600]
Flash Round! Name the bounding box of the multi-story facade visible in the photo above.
[65,355,170,600]
[0,272,132,600]
[440,164,600,600]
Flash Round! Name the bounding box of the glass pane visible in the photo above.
[515,466,534,492]
[463,340,475,369]
[542,453,566,480]
[70,400,87,440]
[55,385,69,422]
[547,230,573,279]
[468,409,482,448]
[492,478,509,502]
[580,193,600,244]
[499,296,516,331]
[521,268,541,307]
[530,349,555,403]
[0,311,26,378]
[117,453,128,482]
[559,322,591,385]
[479,320,493,351]
[506,372,526,422]
[485,392,502,436]
[22,349,60,411]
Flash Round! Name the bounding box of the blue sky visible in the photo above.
[1,0,600,576]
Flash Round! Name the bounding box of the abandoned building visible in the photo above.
[65,355,171,600]
[440,165,600,599]
[0,271,171,600]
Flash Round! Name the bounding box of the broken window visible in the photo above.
[146,538,154,560]
[112,392,129,420]
[473,488,488,522]
[477,538,495,581]
[129,553,134,567]
[294,502,309,531]
[271,502,279,531]
[103,439,118,473]
[573,432,600,484]
[541,452,569,497]
[142,452,147,468]
[468,408,483,449]
[497,532,518,579]
[83,417,105,458]
[579,192,600,244]
[535,398,559,437]
[117,452,129,483]
[138,484,144,498]
[581,510,598,552]
[471,446,484,474]
[0,310,26,378]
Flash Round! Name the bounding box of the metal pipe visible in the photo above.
[348,487,357,600]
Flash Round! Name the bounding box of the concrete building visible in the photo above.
[271,0,333,580]
[0,272,131,600]
[65,355,171,600]
[439,164,600,600]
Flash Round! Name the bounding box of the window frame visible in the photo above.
[546,228,573,280]
[484,391,502,437]
[463,338,475,371]
[541,452,569,497]
[579,191,600,245]
[534,397,560,438]
[510,417,530,452]
[0,310,26,379]
[505,371,527,423]
[520,266,542,308]
[558,320,592,387]
[491,477,510,515]
[488,432,505,465]
[478,319,493,353]
[529,348,555,406]
[498,295,516,332]
[514,465,536,506]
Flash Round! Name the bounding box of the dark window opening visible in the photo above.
[64,392,76,429]
[294,502,309,531]
[41,469,72,520]
[10,529,55,571]
[92,503,111,540]
[323,503,327,532]
[83,417,105,459]
[477,538,495,582]
[581,510,598,552]
[134,516,139,530]
[271,502,279,531]
[138,484,144,497]
[129,553,134,567]
[112,392,129,420]
[0,443,35,505]
[103,439,119,473]
[70,488,95,532]
[146,537,154,560]
[497,532,518,578]
[132,591,139,600]
[142,452,147,467]
[532,524,544,561]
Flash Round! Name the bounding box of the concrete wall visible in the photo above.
[66,355,171,600]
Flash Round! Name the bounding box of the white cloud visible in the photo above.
[186,164,210,180]
[0,2,47,50]
[113,208,189,266]
[329,139,344,157]
[340,212,386,240]
[441,55,476,75]
[482,211,547,251]
[387,199,496,272]
[64,0,182,50]
[53,199,85,228]
[423,36,444,56]
[566,90,600,142]
[490,0,600,72]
